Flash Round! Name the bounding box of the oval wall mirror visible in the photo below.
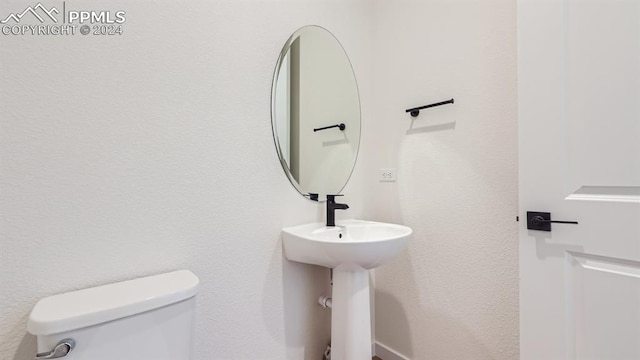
[271,25,361,201]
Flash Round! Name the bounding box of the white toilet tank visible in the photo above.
[28,270,199,360]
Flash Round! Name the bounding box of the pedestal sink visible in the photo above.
[282,219,412,360]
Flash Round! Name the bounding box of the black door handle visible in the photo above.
[527,211,578,231]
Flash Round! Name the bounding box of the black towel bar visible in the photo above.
[406,98,454,117]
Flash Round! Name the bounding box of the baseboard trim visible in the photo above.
[374,341,410,360]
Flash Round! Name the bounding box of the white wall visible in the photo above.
[1,1,519,359]
[363,0,519,359]
[0,1,372,359]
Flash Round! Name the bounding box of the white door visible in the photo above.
[519,0,640,359]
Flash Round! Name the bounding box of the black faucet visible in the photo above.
[326,194,349,227]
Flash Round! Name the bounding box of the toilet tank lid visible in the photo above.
[27,270,200,336]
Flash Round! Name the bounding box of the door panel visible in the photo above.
[566,0,640,190]
[567,252,640,359]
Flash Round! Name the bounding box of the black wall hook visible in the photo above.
[406,98,454,117]
[314,123,346,132]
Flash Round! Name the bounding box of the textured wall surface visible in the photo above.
[1,1,519,360]
[362,0,519,359]
[0,1,372,359]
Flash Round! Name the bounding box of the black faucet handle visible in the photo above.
[326,194,344,201]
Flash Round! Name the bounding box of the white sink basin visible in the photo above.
[282,219,412,359]
[282,219,412,270]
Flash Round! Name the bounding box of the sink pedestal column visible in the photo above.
[331,266,371,360]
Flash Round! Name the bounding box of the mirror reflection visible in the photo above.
[271,25,361,200]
